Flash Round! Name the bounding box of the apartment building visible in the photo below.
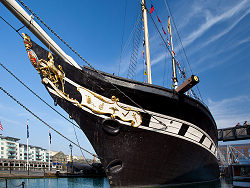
[0,135,20,160]
[0,134,50,162]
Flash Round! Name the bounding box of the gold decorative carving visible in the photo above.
[77,87,142,127]
[40,52,65,93]
[22,33,66,94]
[86,96,92,104]
[22,33,32,50]
[99,103,104,110]
[22,33,142,127]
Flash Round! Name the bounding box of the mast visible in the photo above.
[168,16,178,88]
[0,0,81,69]
[141,0,152,84]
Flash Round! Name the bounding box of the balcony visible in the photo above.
[7,145,16,149]
[7,151,16,155]
[7,148,16,152]
[8,156,15,159]
[7,142,15,146]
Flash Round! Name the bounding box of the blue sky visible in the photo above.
[0,0,250,158]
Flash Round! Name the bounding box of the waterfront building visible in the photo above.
[19,144,50,162]
[0,135,20,160]
[0,134,52,163]
[0,134,87,170]
[218,143,250,164]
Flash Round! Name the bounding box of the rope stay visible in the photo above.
[163,0,203,102]
[0,16,23,38]
[0,85,100,159]
[15,0,170,129]
[145,3,202,101]
[127,10,143,80]
[0,61,81,130]
[1,8,169,144]
[71,118,92,166]
[0,61,92,162]
[1,0,210,162]
[118,0,127,76]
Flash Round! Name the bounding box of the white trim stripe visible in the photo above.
[47,77,218,157]
[203,137,212,149]
[185,126,203,142]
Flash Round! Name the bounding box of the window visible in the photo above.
[1,147,3,150]
[1,151,3,154]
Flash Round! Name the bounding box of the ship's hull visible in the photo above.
[27,40,219,187]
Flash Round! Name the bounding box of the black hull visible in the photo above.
[27,41,219,187]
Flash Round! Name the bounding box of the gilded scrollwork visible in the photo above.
[22,33,65,93]
[77,87,142,127]
[22,33,142,128]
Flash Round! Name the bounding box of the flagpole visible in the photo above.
[48,130,50,171]
[26,119,29,171]
[142,0,152,84]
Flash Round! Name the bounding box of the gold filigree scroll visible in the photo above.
[22,33,65,93]
[39,52,65,93]
[77,87,142,127]
[22,33,142,127]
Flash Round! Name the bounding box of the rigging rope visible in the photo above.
[145,3,202,101]
[163,0,204,102]
[16,0,170,128]
[71,119,92,166]
[0,61,91,163]
[127,10,143,80]
[0,61,81,130]
[0,16,23,38]
[0,85,100,159]
[118,0,127,76]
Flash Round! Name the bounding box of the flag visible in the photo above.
[49,131,52,144]
[167,40,170,46]
[162,27,166,35]
[176,61,180,66]
[0,121,3,131]
[167,16,170,34]
[143,50,145,58]
[27,121,29,138]
[150,5,154,14]
[144,70,147,75]
[157,16,161,23]
[172,50,175,55]
[171,84,174,88]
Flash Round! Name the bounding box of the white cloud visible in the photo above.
[208,95,250,128]
[200,9,250,49]
[183,0,249,47]
[147,0,250,74]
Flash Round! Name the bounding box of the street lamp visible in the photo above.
[69,143,73,173]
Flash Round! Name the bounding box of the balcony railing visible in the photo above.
[7,148,16,152]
